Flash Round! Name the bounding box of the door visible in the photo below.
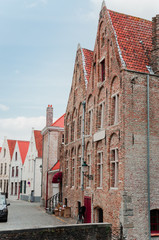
[84,196,91,223]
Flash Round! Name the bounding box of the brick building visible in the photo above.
[63,2,159,239]
[41,105,64,207]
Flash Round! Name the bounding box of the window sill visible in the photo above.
[97,80,105,88]
[97,187,103,190]
[110,187,118,190]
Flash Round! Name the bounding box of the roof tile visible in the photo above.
[34,130,43,158]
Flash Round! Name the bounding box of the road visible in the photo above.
[0,199,70,231]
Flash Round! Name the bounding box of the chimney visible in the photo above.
[151,15,159,74]
[46,105,53,127]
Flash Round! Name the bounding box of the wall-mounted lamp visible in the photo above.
[82,161,93,180]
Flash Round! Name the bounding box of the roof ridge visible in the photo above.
[108,9,151,22]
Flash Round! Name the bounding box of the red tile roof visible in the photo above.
[51,160,60,171]
[82,48,93,82]
[7,140,16,159]
[17,141,29,165]
[108,10,152,73]
[51,114,65,128]
[34,130,43,158]
[0,147,2,153]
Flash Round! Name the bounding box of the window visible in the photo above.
[11,182,13,195]
[0,180,2,190]
[12,167,14,177]
[16,166,18,177]
[24,181,26,194]
[15,182,17,195]
[71,158,75,187]
[71,121,75,142]
[87,110,93,135]
[77,116,82,139]
[4,163,7,175]
[101,59,105,82]
[151,210,159,234]
[78,157,82,187]
[0,163,3,175]
[98,103,104,129]
[4,148,6,158]
[110,149,119,188]
[66,159,68,186]
[20,181,23,193]
[112,94,119,125]
[4,180,6,193]
[62,134,64,144]
[97,152,103,188]
[86,154,91,187]
[65,124,69,144]
[15,152,17,161]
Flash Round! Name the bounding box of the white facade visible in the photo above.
[0,137,15,196]
[21,129,42,202]
[9,141,23,200]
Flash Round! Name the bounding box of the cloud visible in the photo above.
[0,104,9,112]
[0,116,45,145]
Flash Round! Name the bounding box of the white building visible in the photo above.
[9,140,29,199]
[0,137,16,197]
[21,129,42,202]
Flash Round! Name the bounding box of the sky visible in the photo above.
[0,0,158,145]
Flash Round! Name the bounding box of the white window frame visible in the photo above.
[97,151,103,188]
[98,101,105,129]
[112,93,119,125]
[110,148,119,189]
[88,109,93,135]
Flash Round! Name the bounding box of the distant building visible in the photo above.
[41,105,64,207]
[21,129,42,202]
[62,1,159,239]
[9,140,29,199]
[0,138,16,196]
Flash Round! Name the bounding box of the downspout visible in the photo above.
[147,74,151,240]
[46,130,50,209]
[81,101,86,192]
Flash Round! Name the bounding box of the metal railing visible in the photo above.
[46,192,62,214]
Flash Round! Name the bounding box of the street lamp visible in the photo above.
[82,161,93,180]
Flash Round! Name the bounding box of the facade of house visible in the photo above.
[21,129,42,202]
[9,140,29,199]
[41,105,64,207]
[63,2,159,240]
[0,138,16,196]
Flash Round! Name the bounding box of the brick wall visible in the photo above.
[0,224,111,240]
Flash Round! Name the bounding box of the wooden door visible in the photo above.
[84,196,91,223]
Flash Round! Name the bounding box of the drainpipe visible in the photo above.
[147,74,151,240]
[45,130,50,209]
[81,101,86,192]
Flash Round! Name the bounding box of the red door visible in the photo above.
[84,196,91,223]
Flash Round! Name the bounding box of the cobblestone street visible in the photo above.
[0,199,76,231]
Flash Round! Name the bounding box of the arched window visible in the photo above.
[151,209,159,234]
[111,76,120,125]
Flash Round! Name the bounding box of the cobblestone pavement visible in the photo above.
[0,199,76,231]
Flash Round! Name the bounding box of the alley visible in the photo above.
[0,199,71,231]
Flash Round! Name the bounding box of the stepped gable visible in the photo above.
[108,9,152,73]
[34,130,43,158]
[81,48,93,83]
[17,141,29,165]
[51,114,65,128]
[7,140,16,159]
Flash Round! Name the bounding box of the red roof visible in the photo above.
[51,114,65,128]
[0,147,2,153]
[51,160,60,171]
[82,48,93,82]
[34,130,42,158]
[17,141,29,165]
[108,10,152,73]
[7,140,16,159]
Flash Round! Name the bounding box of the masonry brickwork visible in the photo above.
[63,2,159,240]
